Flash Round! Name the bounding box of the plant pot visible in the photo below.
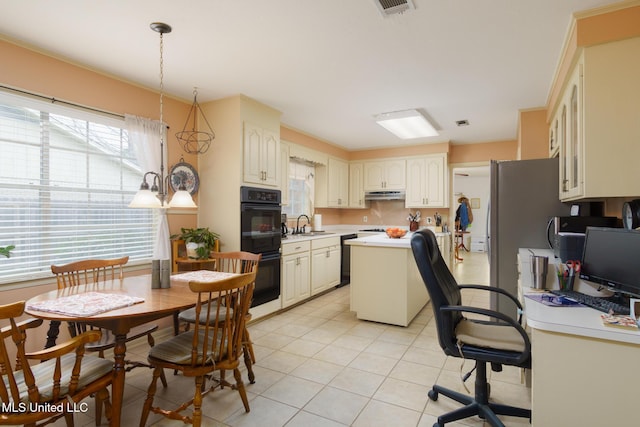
[186,242,205,259]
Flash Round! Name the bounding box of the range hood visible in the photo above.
[364,190,406,201]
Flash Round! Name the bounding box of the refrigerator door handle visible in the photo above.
[486,198,491,263]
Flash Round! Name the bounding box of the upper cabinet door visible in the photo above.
[327,157,348,207]
[280,141,290,206]
[243,122,280,187]
[363,159,406,191]
[384,159,406,190]
[243,123,263,184]
[262,129,280,186]
[405,154,447,208]
[348,162,366,208]
[363,161,385,190]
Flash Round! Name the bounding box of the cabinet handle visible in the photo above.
[296,257,300,266]
[326,250,330,258]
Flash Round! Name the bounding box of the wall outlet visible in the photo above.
[426,217,432,224]
[363,216,368,223]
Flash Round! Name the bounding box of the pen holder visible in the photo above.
[160,259,171,288]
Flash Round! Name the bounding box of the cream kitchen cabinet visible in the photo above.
[326,158,349,207]
[363,159,406,191]
[280,141,290,206]
[281,240,310,308]
[243,122,280,187]
[554,38,640,201]
[315,157,349,208]
[310,236,341,295]
[348,162,366,208]
[405,154,448,208]
[558,62,582,200]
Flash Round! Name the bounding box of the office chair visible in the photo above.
[410,229,531,427]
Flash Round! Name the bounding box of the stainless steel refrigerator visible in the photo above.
[488,157,570,318]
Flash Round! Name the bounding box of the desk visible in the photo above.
[25,274,199,427]
[519,253,640,426]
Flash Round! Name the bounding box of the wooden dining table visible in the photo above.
[24,273,214,427]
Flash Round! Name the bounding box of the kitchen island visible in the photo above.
[347,231,450,326]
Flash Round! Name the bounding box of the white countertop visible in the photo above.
[523,292,640,344]
[346,231,450,248]
[520,248,640,345]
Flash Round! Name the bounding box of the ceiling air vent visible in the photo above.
[374,0,416,17]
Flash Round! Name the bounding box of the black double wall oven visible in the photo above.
[240,186,281,307]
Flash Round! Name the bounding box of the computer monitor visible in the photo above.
[579,227,640,298]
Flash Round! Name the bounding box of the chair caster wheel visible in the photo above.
[428,389,439,401]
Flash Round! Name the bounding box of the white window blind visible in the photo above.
[0,92,156,284]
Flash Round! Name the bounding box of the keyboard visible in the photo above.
[550,289,630,315]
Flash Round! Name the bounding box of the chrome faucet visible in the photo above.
[295,214,311,234]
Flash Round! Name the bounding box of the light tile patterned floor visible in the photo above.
[53,251,532,427]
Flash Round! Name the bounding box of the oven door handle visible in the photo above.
[259,252,281,261]
[242,205,280,212]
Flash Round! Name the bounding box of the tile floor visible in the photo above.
[55,251,532,427]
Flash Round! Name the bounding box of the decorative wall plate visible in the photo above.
[169,161,199,195]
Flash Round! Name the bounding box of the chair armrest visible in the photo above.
[0,318,44,338]
[440,305,531,363]
[25,330,102,361]
[458,284,523,323]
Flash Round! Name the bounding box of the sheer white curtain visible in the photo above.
[125,114,170,260]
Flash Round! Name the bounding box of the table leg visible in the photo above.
[44,320,61,349]
[110,333,127,427]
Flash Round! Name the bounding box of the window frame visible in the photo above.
[0,91,156,286]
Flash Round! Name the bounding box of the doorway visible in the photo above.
[451,164,490,253]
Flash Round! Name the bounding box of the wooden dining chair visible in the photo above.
[139,270,257,427]
[51,256,167,387]
[176,251,261,384]
[0,301,113,426]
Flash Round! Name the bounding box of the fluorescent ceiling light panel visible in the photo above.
[375,109,439,139]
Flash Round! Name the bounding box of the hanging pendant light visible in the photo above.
[175,87,215,154]
[129,22,197,209]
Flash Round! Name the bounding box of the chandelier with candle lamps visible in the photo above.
[129,22,197,209]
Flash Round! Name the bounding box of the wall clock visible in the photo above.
[169,161,199,195]
[622,199,640,230]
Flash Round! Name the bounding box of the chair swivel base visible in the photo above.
[427,364,530,427]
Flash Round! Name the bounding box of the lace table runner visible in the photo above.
[171,270,238,282]
[27,292,144,317]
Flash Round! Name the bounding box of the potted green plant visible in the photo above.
[171,227,219,260]
[0,245,15,258]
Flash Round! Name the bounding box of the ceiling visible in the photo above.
[0,0,619,151]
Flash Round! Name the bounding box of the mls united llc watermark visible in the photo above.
[2,401,89,414]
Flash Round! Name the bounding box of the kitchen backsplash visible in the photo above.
[314,201,450,229]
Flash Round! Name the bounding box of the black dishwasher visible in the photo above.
[339,234,358,287]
